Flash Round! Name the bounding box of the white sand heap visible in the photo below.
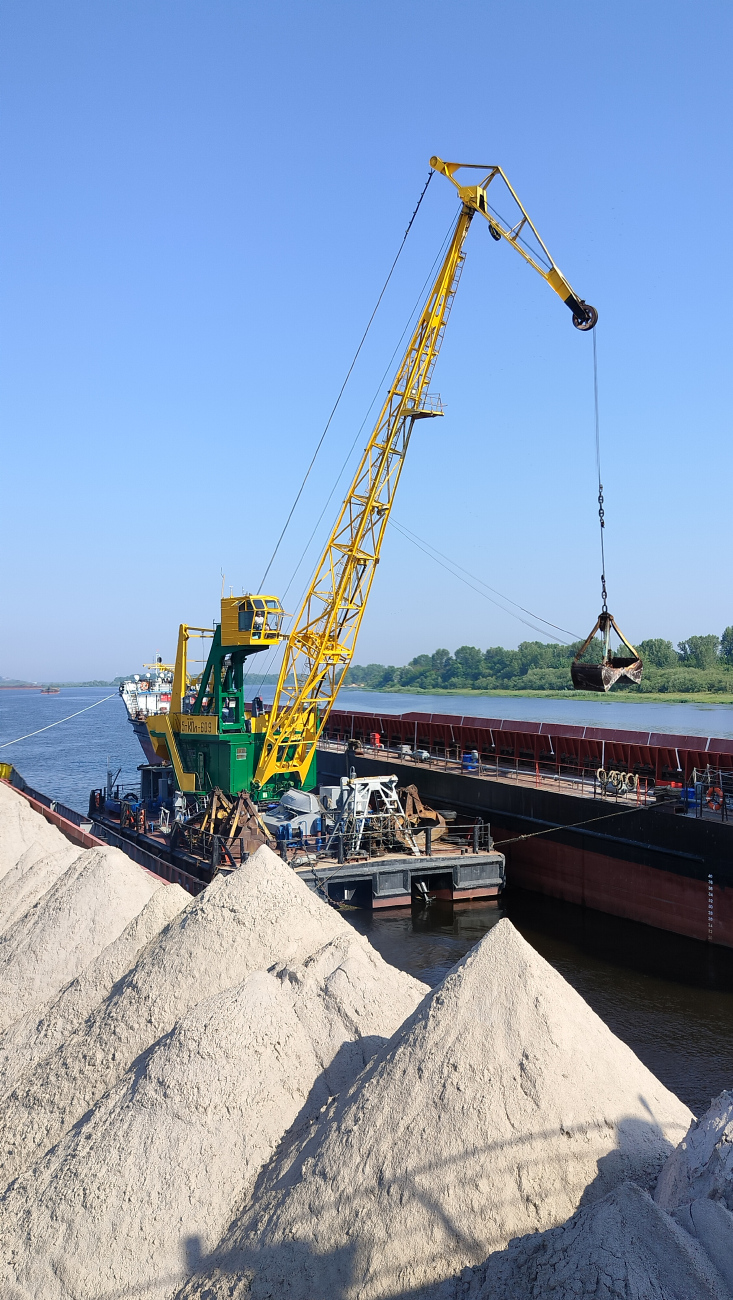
[455,1181,732,1300]
[0,840,82,936]
[0,844,413,1190]
[0,843,164,1037]
[655,1091,733,1292]
[0,842,164,1034]
[0,931,425,1300]
[657,1090,733,1213]
[0,781,72,880]
[183,918,692,1300]
[0,881,189,1100]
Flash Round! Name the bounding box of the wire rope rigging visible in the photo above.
[571,331,643,692]
[147,154,599,804]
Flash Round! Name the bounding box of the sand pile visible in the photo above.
[657,1090,733,1212]
[0,843,164,1036]
[654,1091,733,1290]
[0,881,189,1099]
[0,844,420,1189]
[0,781,72,879]
[452,1181,732,1300]
[0,931,425,1300]
[0,840,82,935]
[182,918,692,1300]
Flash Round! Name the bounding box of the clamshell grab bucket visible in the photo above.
[571,613,643,694]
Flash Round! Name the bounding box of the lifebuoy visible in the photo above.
[707,786,724,813]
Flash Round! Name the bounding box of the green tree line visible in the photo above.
[344,628,733,694]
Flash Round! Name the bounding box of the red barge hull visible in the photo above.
[319,707,733,948]
[488,821,726,946]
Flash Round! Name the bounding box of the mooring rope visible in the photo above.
[0,693,118,750]
[493,798,652,847]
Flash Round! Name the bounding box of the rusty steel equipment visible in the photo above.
[397,784,447,844]
[571,612,643,693]
[183,787,273,857]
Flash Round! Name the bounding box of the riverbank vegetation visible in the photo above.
[345,629,733,696]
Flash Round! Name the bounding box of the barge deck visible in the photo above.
[319,708,733,948]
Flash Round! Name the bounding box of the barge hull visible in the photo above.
[318,747,733,948]
[488,821,725,946]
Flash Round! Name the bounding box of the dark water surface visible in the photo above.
[345,892,733,1117]
[2,686,732,1116]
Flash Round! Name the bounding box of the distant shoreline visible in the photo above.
[0,683,115,690]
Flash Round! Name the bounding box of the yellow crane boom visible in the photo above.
[253,158,595,792]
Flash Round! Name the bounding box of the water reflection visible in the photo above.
[345,890,733,1116]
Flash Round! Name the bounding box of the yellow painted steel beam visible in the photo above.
[144,714,197,792]
[254,202,475,790]
[253,156,595,792]
[170,624,190,715]
[429,157,596,327]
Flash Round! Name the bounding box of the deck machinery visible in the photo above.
[144,157,597,807]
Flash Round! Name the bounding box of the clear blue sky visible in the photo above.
[2,1,731,680]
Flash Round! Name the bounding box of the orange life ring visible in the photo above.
[706,786,723,813]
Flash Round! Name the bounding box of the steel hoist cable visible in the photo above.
[389,520,581,644]
[258,169,435,592]
[571,330,642,691]
[593,328,608,613]
[245,203,456,696]
[278,210,457,610]
[391,518,582,642]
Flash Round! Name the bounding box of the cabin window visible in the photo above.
[238,609,254,632]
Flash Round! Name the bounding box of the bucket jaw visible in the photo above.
[571,613,643,694]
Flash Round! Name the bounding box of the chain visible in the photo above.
[593,328,608,613]
[598,483,607,611]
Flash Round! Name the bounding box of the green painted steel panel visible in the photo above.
[174,730,318,801]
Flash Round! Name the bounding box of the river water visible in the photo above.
[1,685,732,1115]
[338,688,733,737]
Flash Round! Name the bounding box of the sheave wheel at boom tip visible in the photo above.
[573,302,598,331]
